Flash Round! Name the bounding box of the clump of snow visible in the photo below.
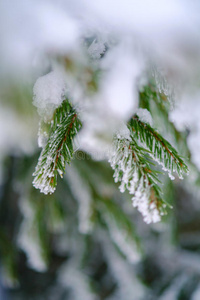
[136,108,153,126]
[78,42,143,158]
[116,122,131,140]
[100,42,142,120]
[33,70,68,122]
[88,38,106,59]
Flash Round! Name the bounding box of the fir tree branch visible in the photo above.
[129,116,189,180]
[33,100,81,194]
[140,84,188,155]
[109,137,167,223]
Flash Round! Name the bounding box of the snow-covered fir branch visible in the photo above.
[109,135,167,224]
[129,115,189,180]
[33,100,81,194]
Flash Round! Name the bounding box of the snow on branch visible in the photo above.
[33,101,81,194]
[109,136,167,224]
[129,115,189,180]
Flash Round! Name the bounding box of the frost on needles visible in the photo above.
[32,65,189,223]
[129,115,189,180]
[32,99,189,223]
[109,113,189,224]
[109,136,165,224]
[33,100,81,194]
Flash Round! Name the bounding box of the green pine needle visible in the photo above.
[33,100,81,194]
[109,136,168,223]
[129,116,189,180]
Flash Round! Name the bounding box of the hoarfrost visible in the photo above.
[109,137,161,223]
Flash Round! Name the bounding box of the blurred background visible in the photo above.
[2,145,200,300]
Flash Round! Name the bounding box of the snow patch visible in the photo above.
[33,70,67,122]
